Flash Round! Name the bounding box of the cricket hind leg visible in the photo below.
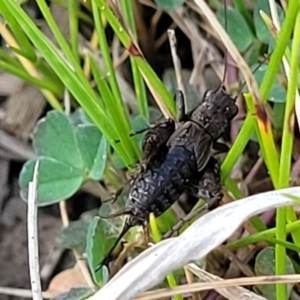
[102,185,125,204]
[95,212,150,273]
[163,157,222,239]
[187,156,223,209]
[125,90,187,163]
[163,203,208,239]
[141,118,175,163]
[175,90,187,122]
[212,141,230,154]
[126,118,175,162]
[95,220,133,272]
[130,89,187,162]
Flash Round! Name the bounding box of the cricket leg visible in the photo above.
[142,221,150,245]
[175,90,187,122]
[188,156,223,209]
[95,220,132,272]
[163,204,209,239]
[163,157,222,239]
[212,141,230,154]
[129,118,174,138]
[102,185,125,203]
[141,118,175,162]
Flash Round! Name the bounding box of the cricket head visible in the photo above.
[206,85,238,120]
[189,86,238,140]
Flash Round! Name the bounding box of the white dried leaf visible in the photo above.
[89,187,300,300]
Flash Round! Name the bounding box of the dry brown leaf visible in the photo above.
[47,268,88,296]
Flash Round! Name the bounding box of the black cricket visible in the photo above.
[95,86,238,272]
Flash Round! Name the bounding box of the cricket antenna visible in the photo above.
[99,208,132,219]
[95,220,133,273]
[233,54,271,100]
[222,0,228,86]
[129,126,151,137]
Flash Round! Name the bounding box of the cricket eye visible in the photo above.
[203,89,212,100]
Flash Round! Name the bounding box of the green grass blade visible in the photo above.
[2,0,134,165]
[51,0,94,25]
[244,94,279,185]
[228,220,300,250]
[0,1,37,61]
[68,0,80,62]
[221,115,254,179]
[232,0,254,33]
[259,0,299,102]
[6,46,36,62]
[91,1,140,159]
[35,0,93,95]
[121,0,149,119]
[279,10,300,185]
[93,0,176,118]
[131,60,149,119]
[0,60,62,94]
[87,53,108,110]
[275,10,300,300]
[35,60,64,89]
[0,48,26,68]
[268,238,300,253]
[222,0,299,184]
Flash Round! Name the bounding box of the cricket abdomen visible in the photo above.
[127,145,197,225]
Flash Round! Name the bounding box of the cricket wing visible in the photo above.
[193,129,214,172]
[167,121,213,172]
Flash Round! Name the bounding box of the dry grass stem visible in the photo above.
[27,161,42,300]
[134,273,300,300]
[268,0,300,131]
[59,200,95,287]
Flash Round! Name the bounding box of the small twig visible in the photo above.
[244,157,264,186]
[291,156,300,178]
[110,240,140,277]
[0,129,35,160]
[150,10,163,41]
[59,201,95,287]
[27,161,42,300]
[64,88,71,116]
[155,23,176,49]
[167,29,187,123]
[167,29,185,95]
[183,266,202,300]
[59,200,69,227]
[219,245,255,277]
[189,48,205,86]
